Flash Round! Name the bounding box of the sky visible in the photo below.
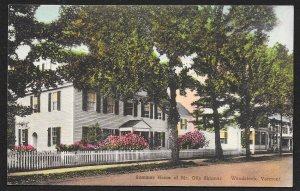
[16,5,294,60]
[34,5,294,51]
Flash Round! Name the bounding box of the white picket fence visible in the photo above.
[7,149,245,172]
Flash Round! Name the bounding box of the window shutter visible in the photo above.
[48,128,51,146]
[162,132,165,147]
[141,101,145,117]
[134,100,138,117]
[184,119,187,129]
[96,92,101,113]
[18,129,21,146]
[154,104,158,119]
[103,97,108,113]
[150,103,153,119]
[123,100,127,116]
[30,96,33,114]
[57,91,61,111]
[24,129,28,145]
[82,89,87,111]
[114,100,119,115]
[48,93,51,112]
[37,95,40,112]
[56,127,61,145]
[162,109,166,121]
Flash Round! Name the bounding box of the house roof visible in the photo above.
[120,120,143,127]
[269,114,291,123]
[119,119,152,129]
[177,102,192,118]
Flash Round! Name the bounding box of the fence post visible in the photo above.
[117,150,120,162]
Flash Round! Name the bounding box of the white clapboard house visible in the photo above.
[15,81,177,151]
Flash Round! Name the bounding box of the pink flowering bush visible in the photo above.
[56,141,100,151]
[178,131,209,149]
[99,133,148,150]
[56,133,148,151]
[14,144,36,151]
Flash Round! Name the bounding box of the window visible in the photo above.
[220,130,227,144]
[87,92,96,111]
[144,103,150,118]
[52,92,58,110]
[42,64,45,71]
[261,132,266,145]
[48,91,61,112]
[273,134,277,144]
[273,125,279,132]
[124,101,134,115]
[30,95,40,113]
[283,126,288,134]
[33,96,39,112]
[48,127,61,146]
[179,119,187,130]
[107,97,115,113]
[157,107,162,119]
[52,128,57,145]
[255,131,260,145]
[18,129,28,146]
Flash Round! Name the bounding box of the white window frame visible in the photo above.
[220,130,228,144]
[87,92,96,111]
[157,108,162,119]
[21,129,26,145]
[52,127,57,145]
[107,97,115,113]
[125,101,134,115]
[33,96,39,112]
[144,103,150,118]
[52,92,59,111]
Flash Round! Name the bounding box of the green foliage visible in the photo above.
[81,123,103,144]
[8,5,65,147]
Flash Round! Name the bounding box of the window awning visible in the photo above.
[119,120,152,132]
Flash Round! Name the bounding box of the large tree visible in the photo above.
[266,43,293,155]
[191,5,277,159]
[7,5,64,147]
[56,5,200,163]
[224,32,276,158]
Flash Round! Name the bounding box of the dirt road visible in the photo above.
[51,156,293,187]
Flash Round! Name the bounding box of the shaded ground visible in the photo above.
[49,155,292,187]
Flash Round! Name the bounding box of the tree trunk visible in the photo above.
[279,112,283,156]
[211,95,224,160]
[243,90,252,159]
[245,125,251,158]
[168,80,180,164]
